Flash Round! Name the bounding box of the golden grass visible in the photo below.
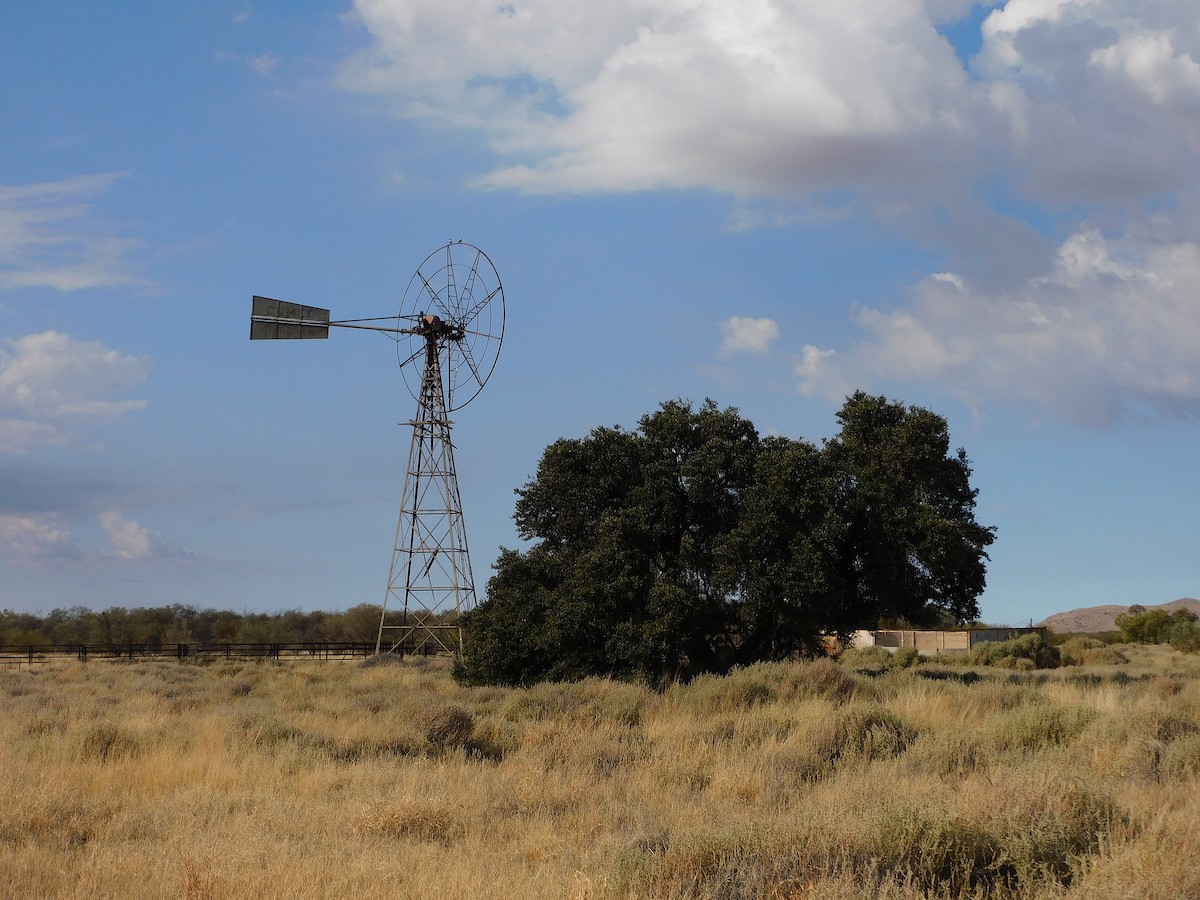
[1,650,1198,898]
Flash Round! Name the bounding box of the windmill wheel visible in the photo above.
[396,242,505,412]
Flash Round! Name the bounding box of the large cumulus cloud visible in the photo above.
[343,0,1200,423]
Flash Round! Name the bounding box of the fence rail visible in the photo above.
[0,641,443,668]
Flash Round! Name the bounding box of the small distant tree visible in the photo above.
[46,606,94,644]
[0,610,49,646]
[322,604,384,642]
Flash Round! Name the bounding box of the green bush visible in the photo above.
[970,634,1060,669]
[838,644,892,668]
[1168,619,1200,652]
[1081,646,1129,666]
[1060,636,1104,665]
[1115,604,1200,649]
[892,646,921,669]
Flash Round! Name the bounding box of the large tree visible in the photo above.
[457,393,995,685]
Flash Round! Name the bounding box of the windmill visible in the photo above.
[251,242,505,655]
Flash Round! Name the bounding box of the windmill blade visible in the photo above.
[457,340,486,391]
[416,272,454,322]
[459,284,503,330]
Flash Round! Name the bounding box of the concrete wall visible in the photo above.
[851,627,1043,656]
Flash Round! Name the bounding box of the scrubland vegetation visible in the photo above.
[0,604,385,648]
[2,647,1199,899]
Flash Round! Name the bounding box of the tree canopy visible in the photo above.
[458,393,996,685]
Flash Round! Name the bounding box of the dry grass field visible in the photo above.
[3,647,1199,899]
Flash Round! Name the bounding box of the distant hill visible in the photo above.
[1039,598,1200,634]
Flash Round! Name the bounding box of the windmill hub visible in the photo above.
[419,312,464,341]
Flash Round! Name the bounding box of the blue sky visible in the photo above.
[2,0,1196,625]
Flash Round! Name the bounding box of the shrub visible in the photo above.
[985,778,1125,887]
[869,805,1002,895]
[1080,646,1129,666]
[683,668,776,714]
[239,715,309,750]
[355,799,465,844]
[1162,732,1200,779]
[1169,619,1200,652]
[787,657,862,704]
[892,646,921,669]
[499,678,646,727]
[907,732,993,779]
[79,722,140,762]
[812,705,919,762]
[970,634,1060,669]
[418,703,475,750]
[1060,636,1104,665]
[986,704,1096,755]
[1150,674,1185,697]
[360,652,406,668]
[839,645,896,672]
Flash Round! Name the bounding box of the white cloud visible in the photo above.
[0,174,144,292]
[99,510,154,559]
[343,0,980,196]
[342,0,1200,208]
[0,332,149,455]
[719,316,780,357]
[796,226,1200,424]
[343,0,1197,197]
[0,508,195,565]
[0,419,76,455]
[0,513,81,564]
[975,0,1200,201]
[248,53,280,75]
[1090,31,1200,107]
[0,331,151,421]
[99,511,194,561]
[218,50,281,75]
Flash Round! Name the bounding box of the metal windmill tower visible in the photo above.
[251,242,505,656]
